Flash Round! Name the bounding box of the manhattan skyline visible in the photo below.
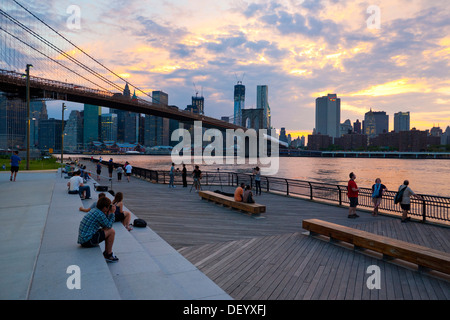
[22,0,449,138]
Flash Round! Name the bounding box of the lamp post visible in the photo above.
[25,64,33,170]
[61,103,67,176]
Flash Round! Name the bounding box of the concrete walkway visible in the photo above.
[0,170,231,300]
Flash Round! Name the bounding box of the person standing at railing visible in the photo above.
[169,163,176,188]
[182,164,187,188]
[347,172,360,219]
[371,178,387,217]
[108,158,114,180]
[192,165,202,192]
[399,180,423,223]
[253,167,261,196]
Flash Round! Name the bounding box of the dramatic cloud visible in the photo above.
[5,0,449,135]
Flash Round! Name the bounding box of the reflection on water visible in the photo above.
[73,155,450,197]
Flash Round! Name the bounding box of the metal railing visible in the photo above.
[88,158,450,225]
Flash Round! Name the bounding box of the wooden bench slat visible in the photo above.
[302,219,450,275]
[199,190,266,214]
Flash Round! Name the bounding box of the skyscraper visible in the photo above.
[233,81,245,126]
[39,118,64,151]
[353,119,362,134]
[30,100,48,149]
[257,85,270,129]
[100,113,118,142]
[373,111,389,135]
[83,104,100,147]
[145,91,170,146]
[64,110,83,151]
[315,94,341,139]
[394,111,410,132]
[0,93,26,150]
[364,109,388,137]
[191,95,204,115]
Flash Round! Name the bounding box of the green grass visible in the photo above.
[0,156,61,171]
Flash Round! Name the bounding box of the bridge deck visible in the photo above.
[85,161,450,300]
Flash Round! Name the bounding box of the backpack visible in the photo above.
[133,218,147,228]
[394,186,407,204]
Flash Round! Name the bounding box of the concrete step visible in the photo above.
[101,192,232,300]
[28,172,120,300]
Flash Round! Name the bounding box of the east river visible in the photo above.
[72,155,450,197]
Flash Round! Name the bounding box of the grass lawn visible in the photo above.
[0,156,61,171]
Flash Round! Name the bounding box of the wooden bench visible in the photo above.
[199,190,266,215]
[302,219,450,275]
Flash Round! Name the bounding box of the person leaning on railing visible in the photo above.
[399,180,423,223]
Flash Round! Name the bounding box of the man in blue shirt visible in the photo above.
[77,196,119,262]
[10,151,21,182]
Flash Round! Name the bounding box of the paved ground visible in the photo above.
[0,169,230,300]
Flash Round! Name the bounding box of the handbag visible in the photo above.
[394,186,407,204]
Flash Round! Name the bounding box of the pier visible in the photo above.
[1,163,449,300]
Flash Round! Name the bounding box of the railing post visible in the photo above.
[266,177,270,193]
[337,186,342,206]
[308,182,313,200]
[286,179,289,196]
[422,198,427,222]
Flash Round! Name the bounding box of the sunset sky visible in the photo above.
[13,0,450,138]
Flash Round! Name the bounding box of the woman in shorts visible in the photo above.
[399,180,423,223]
[371,178,387,216]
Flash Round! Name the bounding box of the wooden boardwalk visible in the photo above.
[84,162,450,300]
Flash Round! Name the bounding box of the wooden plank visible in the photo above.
[303,218,450,275]
[199,190,266,214]
[80,161,450,300]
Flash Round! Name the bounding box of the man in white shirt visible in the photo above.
[68,170,91,199]
[399,180,422,223]
[124,162,132,182]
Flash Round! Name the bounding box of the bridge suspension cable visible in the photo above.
[0,0,165,104]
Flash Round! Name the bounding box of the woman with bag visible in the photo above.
[371,178,387,216]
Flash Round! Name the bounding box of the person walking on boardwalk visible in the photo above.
[398,180,423,223]
[169,163,176,188]
[96,162,102,180]
[116,165,123,182]
[182,164,187,187]
[371,178,387,216]
[77,196,119,263]
[125,161,133,182]
[9,151,21,182]
[347,172,359,218]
